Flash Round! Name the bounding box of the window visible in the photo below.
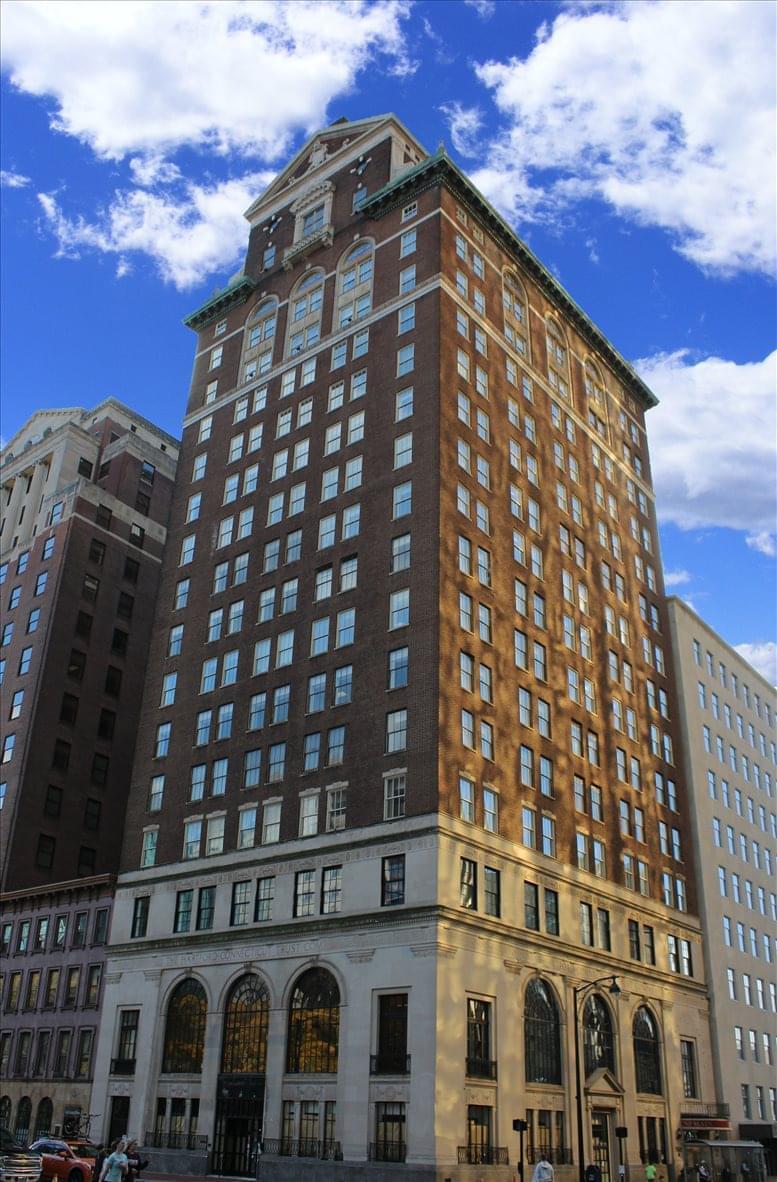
[131,896,149,938]
[382,854,405,906]
[634,1007,662,1094]
[484,867,500,917]
[459,774,475,823]
[140,828,158,868]
[680,1040,697,1099]
[384,773,406,820]
[286,967,340,1074]
[524,978,561,1083]
[386,709,407,753]
[393,481,412,519]
[321,866,342,914]
[460,858,477,908]
[388,646,409,689]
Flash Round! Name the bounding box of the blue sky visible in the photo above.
[1,0,775,680]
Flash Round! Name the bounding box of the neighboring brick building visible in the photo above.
[0,401,178,1135]
[667,599,776,1175]
[91,115,717,1180]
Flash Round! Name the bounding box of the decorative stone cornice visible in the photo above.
[184,275,256,332]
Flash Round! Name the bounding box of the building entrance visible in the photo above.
[210,1075,264,1177]
[591,1110,612,1182]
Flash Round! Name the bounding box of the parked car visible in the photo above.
[29,1142,93,1182]
[0,1128,43,1182]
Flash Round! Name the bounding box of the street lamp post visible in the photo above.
[573,976,621,1182]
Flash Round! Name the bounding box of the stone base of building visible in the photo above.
[142,1150,208,1175]
[256,1161,517,1182]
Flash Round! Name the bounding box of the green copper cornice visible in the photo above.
[363,152,658,410]
[184,274,257,332]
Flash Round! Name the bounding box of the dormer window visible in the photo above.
[302,205,325,237]
[285,181,335,269]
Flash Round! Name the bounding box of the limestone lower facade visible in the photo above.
[90,821,716,1181]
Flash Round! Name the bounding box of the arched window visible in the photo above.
[287,270,325,357]
[584,360,605,404]
[583,995,615,1076]
[546,316,570,400]
[524,978,561,1085]
[336,241,374,330]
[14,1096,31,1139]
[503,271,528,357]
[286,967,340,1074]
[242,298,278,383]
[221,974,269,1074]
[584,360,608,439]
[0,1096,11,1129]
[162,978,207,1074]
[34,1098,53,1137]
[633,1007,662,1094]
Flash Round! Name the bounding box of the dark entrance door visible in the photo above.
[592,1110,612,1182]
[211,1075,264,1177]
[107,1097,130,1144]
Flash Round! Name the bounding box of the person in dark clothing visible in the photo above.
[125,1141,149,1182]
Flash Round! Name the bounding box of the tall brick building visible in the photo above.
[0,401,178,1136]
[91,115,718,1179]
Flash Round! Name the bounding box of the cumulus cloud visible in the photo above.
[664,570,692,589]
[440,101,483,157]
[1,168,30,188]
[745,532,776,558]
[38,170,274,289]
[639,349,777,544]
[4,0,415,286]
[128,155,182,188]
[1,1,413,161]
[467,0,776,275]
[734,642,777,687]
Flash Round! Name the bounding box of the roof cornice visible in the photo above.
[184,274,257,332]
[363,152,659,411]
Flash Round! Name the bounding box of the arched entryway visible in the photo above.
[211,974,269,1176]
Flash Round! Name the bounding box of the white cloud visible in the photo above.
[467,0,776,275]
[38,170,274,289]
[128,155,182,188]
[664,570,692,589]
[439,102,483,157]
[1,0,413,161]
[464,0,496,18]
[639,349,777,545]
[4,0,415,287]
[745,532,776,558]
[734,642,777,687]
[1,168,30,188]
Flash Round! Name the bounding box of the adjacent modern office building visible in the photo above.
[91,115,718,1180]
[0,401,178,1136]
[667,599,777,1173]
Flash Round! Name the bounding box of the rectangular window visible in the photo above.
[382,854,405,906]
[294,870,316,918]
[460,858,477,909]
[384,773,406,820]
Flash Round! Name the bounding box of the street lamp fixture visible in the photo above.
[573,976,621,1182]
